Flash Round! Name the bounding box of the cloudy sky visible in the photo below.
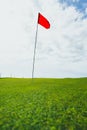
[0,0,87,78]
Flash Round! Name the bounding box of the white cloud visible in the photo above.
[72,0,79,3]
[85,8,87,14]
[0,0,87,78]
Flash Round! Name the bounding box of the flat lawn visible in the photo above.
[0,78,87,130]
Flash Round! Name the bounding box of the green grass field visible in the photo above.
[0,78,87,130]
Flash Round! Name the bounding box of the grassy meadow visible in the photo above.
[0,78,87,130]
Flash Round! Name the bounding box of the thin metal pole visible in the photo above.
[32,16,39,79]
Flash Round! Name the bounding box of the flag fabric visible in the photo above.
[38,13,50,29]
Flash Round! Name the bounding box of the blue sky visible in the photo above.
[0,0,87,78]
[60,0,87,12]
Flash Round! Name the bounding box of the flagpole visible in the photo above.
[32,14,39,79]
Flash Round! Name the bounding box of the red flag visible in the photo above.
[38,13,50,29]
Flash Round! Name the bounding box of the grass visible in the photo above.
[0,78,87,130]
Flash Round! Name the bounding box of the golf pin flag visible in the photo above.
[38,13,50,29]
